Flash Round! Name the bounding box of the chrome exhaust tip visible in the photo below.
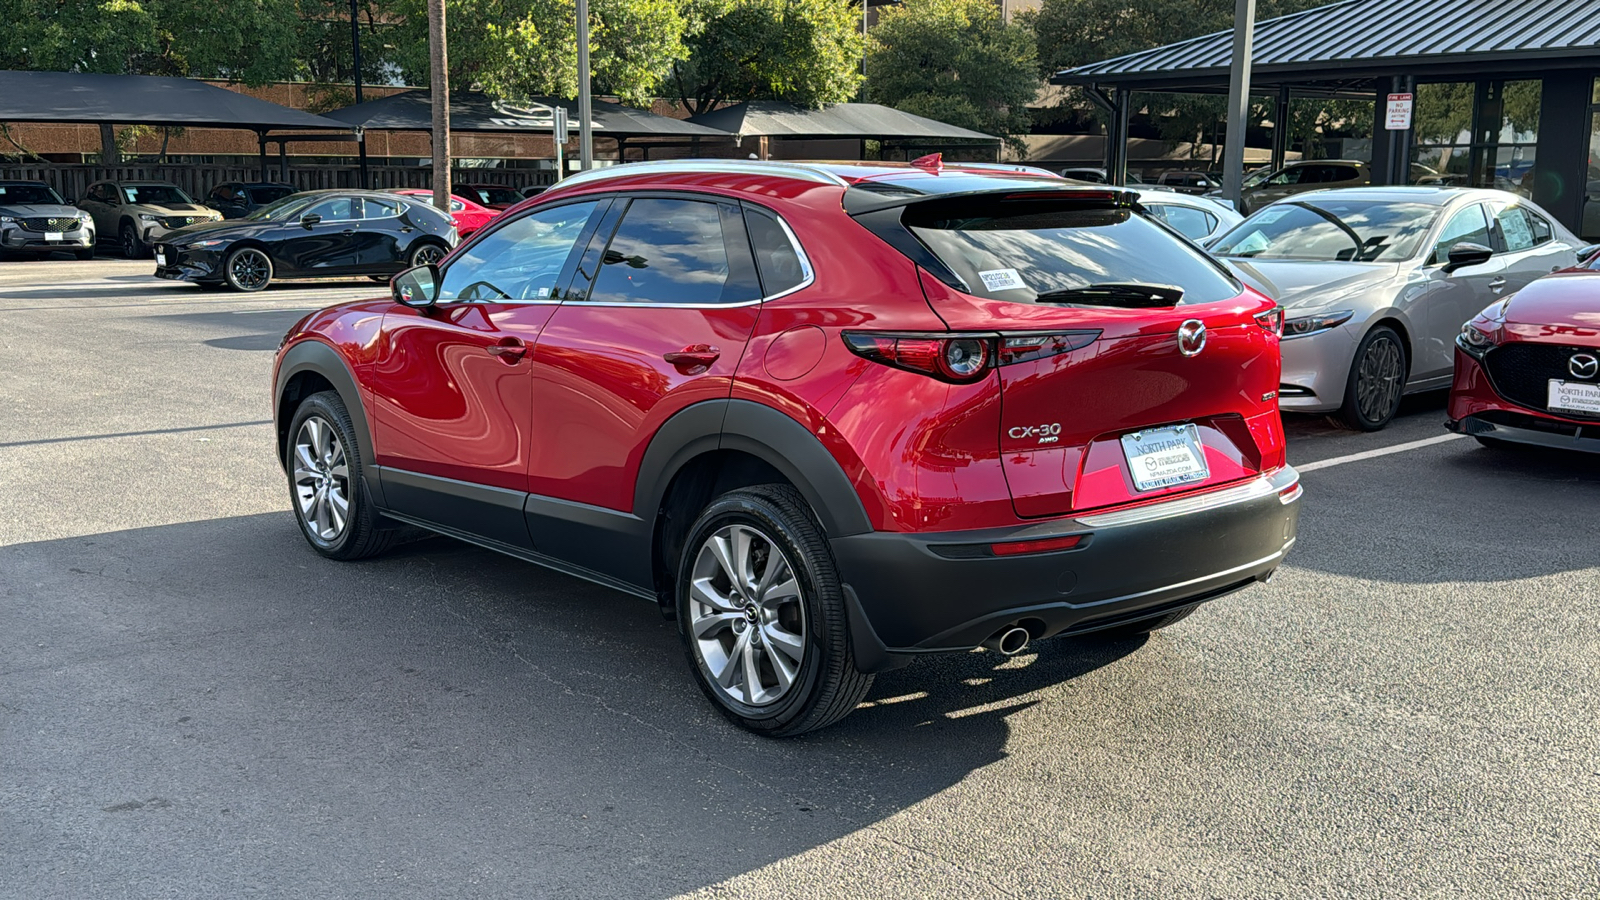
[982,626,1031,656]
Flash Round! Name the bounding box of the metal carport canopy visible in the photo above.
[1049,0,1600,91]
[0,70,351,129]
[686,101,999,142]
[321,90,733,140]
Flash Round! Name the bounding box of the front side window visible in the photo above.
[588,198,749,305]
[1432,204,1492,263]
[438,200,598,302]
[1267,167,1303,186]
[303,197,355,221]
[907,198,1240,305]
[1211,200,1438,262]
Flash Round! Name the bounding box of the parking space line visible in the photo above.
[1295,433,1466,473]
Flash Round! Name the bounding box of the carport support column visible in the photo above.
[1221,0,1257,207]
[1271,86,1291,172]
[257,130,269,182]
[1106,88,1130,185]
[1386,74,1416,186]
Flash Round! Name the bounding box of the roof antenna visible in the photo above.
[911,152,943,172]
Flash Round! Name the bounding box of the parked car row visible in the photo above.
[0,177,544,262]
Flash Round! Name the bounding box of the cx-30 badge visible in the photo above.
[1571,353,1599,379]
[1177,320,1206,357]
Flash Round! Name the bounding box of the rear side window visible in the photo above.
[362,197,401,219]
[588,197,759,305]
[1145,203,1217,241]
[744,207,809,296]
[902,197,1239,305]
[1329,165,1361,182]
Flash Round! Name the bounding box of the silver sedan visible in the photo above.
[1209,187,1583,429]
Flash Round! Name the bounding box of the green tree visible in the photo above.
[669,0,863,116]
[390,0,688,107]
[865,0,1038,151]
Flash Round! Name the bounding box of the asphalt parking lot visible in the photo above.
[3,257,1597,899]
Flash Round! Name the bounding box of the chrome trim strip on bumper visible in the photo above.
[1074,465,1300,528]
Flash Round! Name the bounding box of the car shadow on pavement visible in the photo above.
[135,307,318,351]
[2,512,1140,899]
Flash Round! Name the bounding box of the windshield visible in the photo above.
[1210,200,1439,262]
[124,184,192,205]
[0,183,66,205]
[247,186,296,205]
[905,198,1240,306]
[244,194,315,221]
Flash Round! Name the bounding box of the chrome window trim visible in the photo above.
[1074,465,1299,528]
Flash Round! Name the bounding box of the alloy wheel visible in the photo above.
[229,249,271,291]
[292,416,350,542]
[1355,334,1404,424]
[687,524,807,708]
[412,244,445,266]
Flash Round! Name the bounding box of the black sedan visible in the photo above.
[154,190,455,292]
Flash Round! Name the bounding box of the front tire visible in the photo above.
[120,223,146,259]
[285,391,401,560]
[677,484,872,737]
[1338,325,1407,431]
[223,246,272,292]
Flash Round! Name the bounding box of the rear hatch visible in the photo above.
[855,186,1283,518]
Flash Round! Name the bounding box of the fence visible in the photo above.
[0,164,547,203]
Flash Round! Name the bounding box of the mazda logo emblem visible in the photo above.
[1571,353,1600,380]
[1177,320,1206,357]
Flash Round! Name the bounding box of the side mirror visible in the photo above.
[300,213,322,229]
[392,264,440,308]
[1576,243,1600,264]
[1444,241,1493,272]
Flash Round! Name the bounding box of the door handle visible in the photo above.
[1489,277,1507,293]
[663,344,721,372]
[400,226,415,233]
[486,337,527,363]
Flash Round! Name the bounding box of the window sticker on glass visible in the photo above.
[1253,207,1292,224]
[979,268,1026,292]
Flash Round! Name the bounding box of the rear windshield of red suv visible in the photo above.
[904,201,1240,306]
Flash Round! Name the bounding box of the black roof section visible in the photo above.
[321,91,733,139]
[686,101,1000,142]
[0,71,350,130]
[1051,0,1600,89]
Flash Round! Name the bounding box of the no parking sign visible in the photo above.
[1386,93,1414,130]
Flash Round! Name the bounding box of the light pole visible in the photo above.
[576,0,593,170]
[1222,0,1256,209]
[427,0,451,211]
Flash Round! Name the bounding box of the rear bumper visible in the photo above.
[832,466,1301,668]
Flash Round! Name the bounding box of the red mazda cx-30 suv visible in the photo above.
[1448,247,1600,451]
[272,160,1301,735]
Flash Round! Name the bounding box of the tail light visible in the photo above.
[843,330,1099,383]
[1254,306,1284,336]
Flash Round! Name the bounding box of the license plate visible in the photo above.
[44,232,61,241]
[1548,379,1600,415]
[155,250,167,266]
[1121,423,1210,492]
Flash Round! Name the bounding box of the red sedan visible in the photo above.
[1448,245,1600,452]
[273,160,1300,735]
[393,189,499,239]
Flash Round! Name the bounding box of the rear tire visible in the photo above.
[1338,325,1407,431]
[1092,604,1198,640]
[676,484,872,737]
[408,241,447,268]
[74,248,94,261]
[285,391,402,561]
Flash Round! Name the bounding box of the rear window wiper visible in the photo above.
[1031,283,1184,308]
